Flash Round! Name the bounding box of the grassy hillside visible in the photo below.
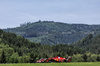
[3,21,100,45]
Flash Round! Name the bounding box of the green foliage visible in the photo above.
[9,53,19,63]
[1,28,100,63]
[87,54,99,62]
[72,53,100,62]
[73,34,100,54]
[0,29,86,63]
[72,54,84,62]
[0,51,6,63]
[30,52,38,63]
[82,54,87,62]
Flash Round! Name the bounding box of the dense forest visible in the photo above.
[3,21,100,45]
[0,29,87,63]
[73,34,100,54]
[0,29,100,63]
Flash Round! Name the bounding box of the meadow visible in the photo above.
[0,62,100,66]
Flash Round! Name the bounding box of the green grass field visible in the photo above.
[0,62,100,66]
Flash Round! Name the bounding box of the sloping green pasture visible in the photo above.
[0,62,100,66]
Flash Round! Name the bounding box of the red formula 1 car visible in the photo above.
[36,56,72,63]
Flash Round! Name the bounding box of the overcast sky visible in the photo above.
[0,0,100,29]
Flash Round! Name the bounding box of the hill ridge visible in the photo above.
[3,21,100,45]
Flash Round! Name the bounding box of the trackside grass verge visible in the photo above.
[0,62,100,66]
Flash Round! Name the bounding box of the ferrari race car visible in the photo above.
[36,56,72,63]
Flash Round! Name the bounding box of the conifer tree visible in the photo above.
[1,51,6,63]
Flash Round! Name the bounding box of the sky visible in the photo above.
[0,0,100,29]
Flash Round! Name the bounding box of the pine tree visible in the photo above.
[1,51,6,63]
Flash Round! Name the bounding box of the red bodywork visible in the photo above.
[36,56,72,63]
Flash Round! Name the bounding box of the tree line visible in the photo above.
[0,29,100,63]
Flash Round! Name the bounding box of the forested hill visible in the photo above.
[73,34,100,54]
[0,29,85,63]
[0,29,100,63]
[3,21,100,45]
